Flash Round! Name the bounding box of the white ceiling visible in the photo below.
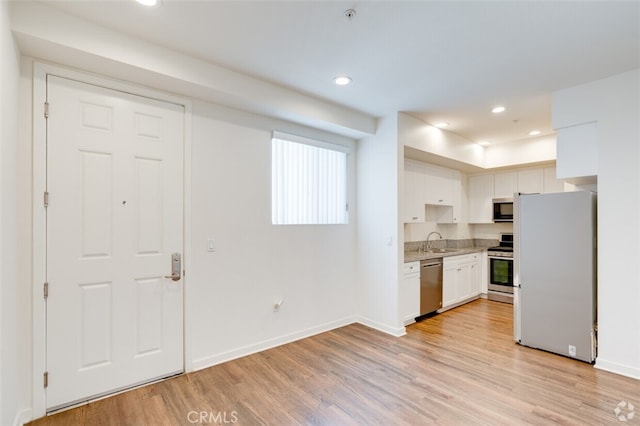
[44,0,640,144]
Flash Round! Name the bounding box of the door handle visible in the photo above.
[164,252,181,281]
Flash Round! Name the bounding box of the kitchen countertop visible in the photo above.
[404,247,486,263]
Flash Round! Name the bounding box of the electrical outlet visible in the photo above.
[568,345,577,357]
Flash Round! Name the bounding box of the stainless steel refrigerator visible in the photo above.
[513,191,597,363]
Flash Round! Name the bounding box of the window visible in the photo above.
[271,131,349,225]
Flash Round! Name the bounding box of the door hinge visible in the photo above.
[44,191,49,207]
[43,371,49,388]
[44,102,49,119]
[44,282,49,299]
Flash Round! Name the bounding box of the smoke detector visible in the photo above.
[344,9,356,20]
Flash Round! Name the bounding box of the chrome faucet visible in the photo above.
[425,231,443,251]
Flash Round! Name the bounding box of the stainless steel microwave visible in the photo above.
[492,198,513,222]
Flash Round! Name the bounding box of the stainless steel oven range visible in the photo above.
[487,233,514,304]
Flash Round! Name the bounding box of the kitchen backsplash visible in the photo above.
[404,238,499,252]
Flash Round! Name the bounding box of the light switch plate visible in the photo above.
[207,238,216,252]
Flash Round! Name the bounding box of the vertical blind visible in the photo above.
[271,132,348,225]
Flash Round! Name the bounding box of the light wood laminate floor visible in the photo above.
[29,299,639,425]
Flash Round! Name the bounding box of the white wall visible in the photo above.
[10,1,375,140]
[404,222,448,243]
[483,136,556,169]
[399,113,485,168]
[399,112,556,171]
[9,3,367,421]
[593,70,640,379]
[188,101,357,369]
[15,59,360,421]
[1,2,32,425]
[554,69,640,379]
[356,114,404,335]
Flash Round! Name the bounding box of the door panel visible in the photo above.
[46,75,184,410]
[80,151,113,257]
[135,157,164,253]
[135,278,163,356]
[78,281,112,369]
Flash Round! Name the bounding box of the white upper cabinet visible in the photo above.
[468,165,564,223]
[406,159,562,225]
[468,174,494,224]
[493,171,517,198]
[555,121,598,181]
[424,164,454,205]
[403,159,425,223]
[496,169,543,197]
[517,169,543,194]
[451,171,462,223]
[404,159,461,224]
[543,166,565,193]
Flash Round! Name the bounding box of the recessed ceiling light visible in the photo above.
[435,122,450,128]
[334,76,352,86]
[136,0,160,6]
[491,106,506,114]
[528,130,541,136]
[478,140,492,146]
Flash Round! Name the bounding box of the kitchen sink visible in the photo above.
[427,248,459,253]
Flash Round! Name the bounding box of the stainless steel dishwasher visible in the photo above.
[420,258,443,315]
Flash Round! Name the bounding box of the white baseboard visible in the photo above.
[355,316,406,337]
[14,408,32,426]
[191,314,409,372]
[595,358,640,380]
[191,316,358,371]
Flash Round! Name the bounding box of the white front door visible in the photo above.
[45,75,184,410]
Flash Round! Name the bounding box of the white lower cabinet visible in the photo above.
[441,253,481,310]
[442,263,459,308]
[401,262,420,324]
[469,255,481,296]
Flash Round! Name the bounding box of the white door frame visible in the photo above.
[31,62,193,418]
